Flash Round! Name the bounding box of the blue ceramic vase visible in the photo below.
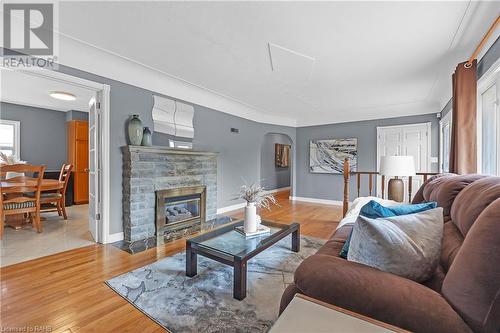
[128,115,143,146]
[141,127,153,146]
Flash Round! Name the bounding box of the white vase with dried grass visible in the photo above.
[234,183,278,234]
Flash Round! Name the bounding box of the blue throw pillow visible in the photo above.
[360,200,438,219]
[339,200,438,259]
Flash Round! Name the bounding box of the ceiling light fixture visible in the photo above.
[50,91,76,101]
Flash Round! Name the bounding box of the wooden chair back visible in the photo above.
[59,163,73,194]
[0,164,46,237]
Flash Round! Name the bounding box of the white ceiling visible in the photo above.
[55,1,499,126]
[0,69,94,112]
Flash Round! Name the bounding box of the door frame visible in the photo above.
[439,111,452,173]
[15,68,112,244]
[476,57,500,175]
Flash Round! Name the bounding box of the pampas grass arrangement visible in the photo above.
[234,182,278,210]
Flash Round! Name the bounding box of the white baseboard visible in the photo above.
[266,186,291,194]
[216,187,291,214]
[290,196,344,206]
[106,232,124,244]
[217,202,247,214]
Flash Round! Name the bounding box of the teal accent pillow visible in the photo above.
[360,201,438,219]
[339,200,438,259]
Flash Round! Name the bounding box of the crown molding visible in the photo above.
[57,34,297,127]
[295,100,440,127]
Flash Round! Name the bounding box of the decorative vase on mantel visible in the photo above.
[244,202,258,233]
[128,114,143,146]
[141,127,153,146]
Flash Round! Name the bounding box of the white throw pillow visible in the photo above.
[347,207,444,282]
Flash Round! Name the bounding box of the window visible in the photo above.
[440,111,452,173]
[0,120,20,160]
[477,66,500,176]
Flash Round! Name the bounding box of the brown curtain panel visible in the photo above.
[449,60,477,174]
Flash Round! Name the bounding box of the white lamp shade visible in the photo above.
[379,155,416,177]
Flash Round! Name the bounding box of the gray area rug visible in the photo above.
[106,236,324,333]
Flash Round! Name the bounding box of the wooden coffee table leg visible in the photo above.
[233,258,247,300]
[186,242,197,277]
[292,226,300,252]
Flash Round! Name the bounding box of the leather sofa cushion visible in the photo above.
[294,254,471,333]
[424,174,486,221]
[412,173,454,204]
[443,198,500,333]
[441,221,464,272]
[329,224,352,242]
[316,239,344,257]
[450,177,500,237]
[422,264,446,292]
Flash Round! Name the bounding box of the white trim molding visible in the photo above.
[217,202,247,214]
[107,232,124,243]
[216,187,291,214]
[289,196,343,206]
[266,186,291,194]
[17,69,113,245]
[0,119,21,161]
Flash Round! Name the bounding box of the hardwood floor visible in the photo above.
[0,191,341,332]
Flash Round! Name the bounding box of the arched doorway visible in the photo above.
[260,133,293,195]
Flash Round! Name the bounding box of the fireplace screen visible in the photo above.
[165,194,201,225]
[156,186,206,244]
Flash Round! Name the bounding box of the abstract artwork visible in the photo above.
[309,138,358,173]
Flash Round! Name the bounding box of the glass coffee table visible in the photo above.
[186,220,300,300]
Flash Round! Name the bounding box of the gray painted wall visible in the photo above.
[0,102,67,170]
[441,36,499,117]
[52,64,296,234]
[260,133,292,190]
[295,113,440,202]
[193,106,296,207]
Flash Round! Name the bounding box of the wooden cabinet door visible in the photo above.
[68,121,89,204]
[74,138,89,203]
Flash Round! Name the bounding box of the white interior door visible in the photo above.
[440,112,452,173]
[88,93,102,242]
[377,123,431,202]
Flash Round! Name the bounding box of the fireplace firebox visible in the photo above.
[156,186,206,244]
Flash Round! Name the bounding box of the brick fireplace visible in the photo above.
[122,146,217,243]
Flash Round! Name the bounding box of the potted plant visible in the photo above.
[235,183,278,233]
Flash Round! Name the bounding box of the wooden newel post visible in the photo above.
[343,158,349,217]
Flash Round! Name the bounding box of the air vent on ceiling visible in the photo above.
[268,42,315,83]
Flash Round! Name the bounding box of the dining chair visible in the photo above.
[0,164,46,239]
[39,164,73,219]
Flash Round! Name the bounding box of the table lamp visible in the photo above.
[379,155,416,202]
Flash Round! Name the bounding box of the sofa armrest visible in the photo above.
[294,254,472,333]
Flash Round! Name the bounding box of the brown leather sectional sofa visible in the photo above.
[280,174,500,333]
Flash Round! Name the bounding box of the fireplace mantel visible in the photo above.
[126,145,218,156]
[122,145,218,242]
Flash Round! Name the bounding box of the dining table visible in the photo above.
[1,176,65,230]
